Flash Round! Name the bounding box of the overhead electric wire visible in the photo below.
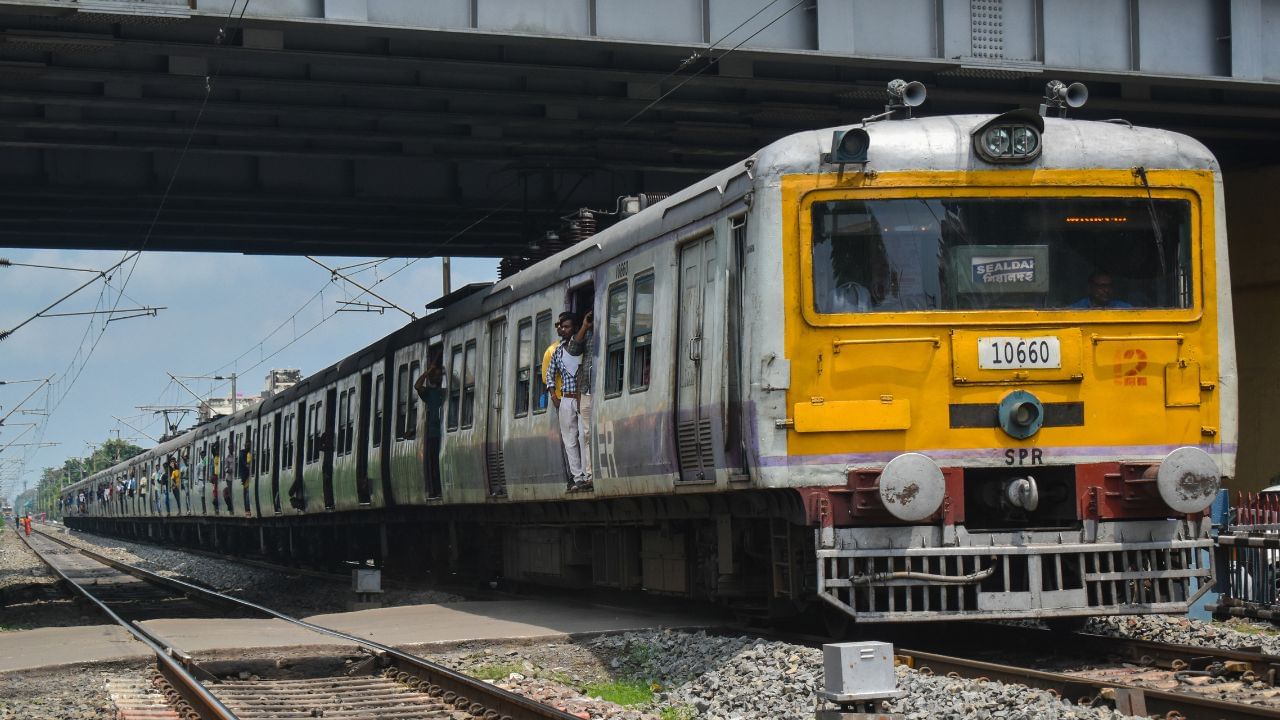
[642,0,784,91]
[306,256,416,320]
[0,259,103,273]
[0,256,128,342]
[0,379,50,428]
[6,0,258,492]
[623,0,808,127]
[210,200,517,386]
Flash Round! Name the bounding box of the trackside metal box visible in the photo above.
[819,642,901,702]
[352,568,382,593]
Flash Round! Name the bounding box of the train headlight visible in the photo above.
[972,109,1044,164]
[983,127,1011,156]
[1156,447,1220,514]
[878,453,945,522]
[998,390,1044,439]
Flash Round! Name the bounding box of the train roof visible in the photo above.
[755,114,1219,178]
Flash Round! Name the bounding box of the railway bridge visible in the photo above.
[2,0,1280,483]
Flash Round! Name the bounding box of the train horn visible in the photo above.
[887,79,927,108]
[1040,80,1088,117]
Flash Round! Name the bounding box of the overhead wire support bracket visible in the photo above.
[336,300,390,314]
[306,256,416,320]
[40,306,165,320]
[0,378,50,428]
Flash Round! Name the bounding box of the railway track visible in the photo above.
[739,622,1280,720]
[900,624,1280,719]
[19,525,581,720]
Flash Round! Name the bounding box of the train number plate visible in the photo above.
[978,336,1061,370]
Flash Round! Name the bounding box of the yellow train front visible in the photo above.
[756,100,1236,622]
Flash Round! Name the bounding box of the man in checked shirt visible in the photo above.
[546,311,593,492]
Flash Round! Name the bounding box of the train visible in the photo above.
[62,80,1236,626]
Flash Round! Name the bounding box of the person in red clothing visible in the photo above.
[22,514,31,536]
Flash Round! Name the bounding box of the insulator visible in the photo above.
[571,210,596,241]
[640,192,671,208]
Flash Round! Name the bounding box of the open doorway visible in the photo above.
[424,342,444,499]
[564,279,595,489]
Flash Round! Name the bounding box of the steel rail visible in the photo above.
[29,526,580,720]
[16,529,238,720]
[930,623,1280,688]
[1068,630,1280,687]
[897,647,1280,720]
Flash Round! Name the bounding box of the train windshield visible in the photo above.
[810,197,1193,313]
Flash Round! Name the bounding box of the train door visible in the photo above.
[356,373,373,504]
[322,388,337,509]
[675,235,721,483]
[424,343,443,499]
[725,216,748,475]
[251,422,261,517]
[271,411,282,513]
[570,280,596,480]
[289,401,306,510]
[377,360,394,506]
[484,322,508,497]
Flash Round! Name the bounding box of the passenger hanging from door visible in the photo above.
[565,308,595,491]
[414,352,446,499]
[545,311,592,492]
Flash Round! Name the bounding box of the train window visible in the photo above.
[630,272,654,392]
[337,391,349,456]
[461,341,477,428]
[395,363,409,441]
[514,319,533,418]
[372,375,384,447]
[304,408,313,464]
[405,361,420,439]
[810,197,1195,314]
[262,421,271,471]
[533,311,553,414]
[282,416,293,470]
[447,345,462,431]
[344,388,355,454]
[306,404,317,463]
[604,282,628,397]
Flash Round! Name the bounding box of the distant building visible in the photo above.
[194,368,298,423]
[198,393,262,423]
[263,368,302,399]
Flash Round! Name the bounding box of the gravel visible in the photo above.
[587,630,1146,720]
[0,661,146,720]
[1085,613,1280,654]
[0,524,96,631]
[39,524,462,616]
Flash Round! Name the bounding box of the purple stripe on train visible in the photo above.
[757,443,1237,468]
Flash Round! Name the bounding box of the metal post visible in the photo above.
[230,373,237,414]
[442,257,451,295]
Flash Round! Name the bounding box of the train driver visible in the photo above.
[1069,271,1132,309]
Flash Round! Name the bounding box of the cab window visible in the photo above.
[810,197,1193,313]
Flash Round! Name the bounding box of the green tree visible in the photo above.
[37,438,145,518]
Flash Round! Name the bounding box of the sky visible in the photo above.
[0,248,498,505]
